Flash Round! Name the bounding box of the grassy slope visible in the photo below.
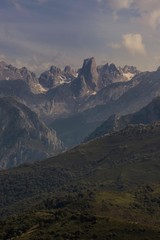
[1,188,160,240]
[1,123,160,239]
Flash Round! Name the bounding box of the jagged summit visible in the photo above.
[98,62,121,86]
[64,65,72,73]
[64,65,77,80]
[122,65,139,74]
[108,63,119,73]
[0,61,8,68]
[119,65,140,81]
[49,65,61,75]
[39,65,76,89]
[0,61,43,94]
[78,57,99,90]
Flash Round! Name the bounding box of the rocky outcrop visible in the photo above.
[97,63,140,87]
[69,57,99,97]
[0,61,41,93]
[63,65,77,81]
[78,57,99,90]
[39,65,77,89]
[98,63,122,86]
[39,66,63,88]
[0,97,64,169]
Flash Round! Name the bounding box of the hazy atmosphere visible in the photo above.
[2,1,160,239]
[0,0,160,72]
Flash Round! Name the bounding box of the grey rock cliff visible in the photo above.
[39,65,76,89]
[0,97,64,169]
[0,61,40,93]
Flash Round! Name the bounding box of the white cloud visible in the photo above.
[149,9,160,29]
[122,34,146,55]
[131,1,160,30]
[105,0,160,12]
[107,0,133,10]
[133,0,160,12]
[125,1,160,30]
[100,0,160,30]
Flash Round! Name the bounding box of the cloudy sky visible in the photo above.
[0,0,160,73]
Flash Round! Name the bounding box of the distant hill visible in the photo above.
[85,96,160,142]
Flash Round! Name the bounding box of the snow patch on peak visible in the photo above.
[91,91,97,95]
[122,72,135,81]
[34,84,48,93]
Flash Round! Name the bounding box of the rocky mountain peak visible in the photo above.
[19,67,37,83]
[39,64,76,89]
[0,61,8,69]
[97,62,122,87]
[122,65,138,74]
[64,65,72,73]
[108,63,119,73]
[0,62,40,93]
[100,63,120,74]
[63,65,77,80]
[50,66,62,75]
[117,65,140,82]
[78,57,98,90]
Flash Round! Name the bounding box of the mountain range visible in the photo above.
[1,56,160,239]
[1,57,160,167]
[51,65,160,147]
[0,58,140,121]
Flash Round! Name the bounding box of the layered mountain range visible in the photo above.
[84,96,160,142]
[0,58,140,121]
[51,65,160,147]
[1,57,160,239]
[1,57,160,167]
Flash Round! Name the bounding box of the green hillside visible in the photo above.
[1,122,160,239]
[1,187,160,240]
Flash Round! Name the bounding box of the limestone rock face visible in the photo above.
[78,57,99,90]
[39,65,76,89]
[0,61,40,93]
[0,97,64,169]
